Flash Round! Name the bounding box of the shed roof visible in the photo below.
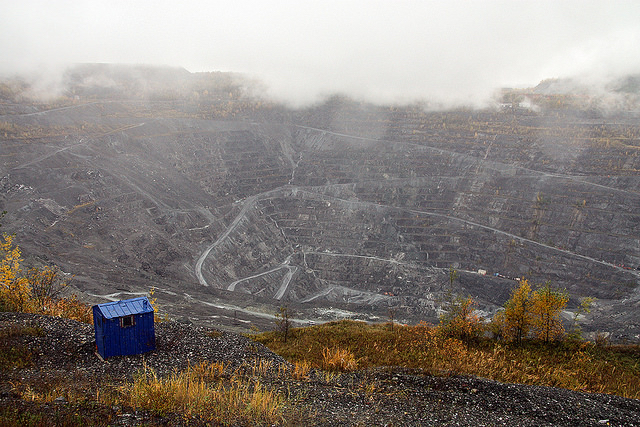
[94,296,154,319]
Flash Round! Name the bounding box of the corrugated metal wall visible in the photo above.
[93,306,155,359]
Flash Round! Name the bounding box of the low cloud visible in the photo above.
[2,1,639,107]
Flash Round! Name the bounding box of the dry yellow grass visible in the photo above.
[120,362,286,426]
[10,359,293,426]
[252,320,640,399]
[321,347,358,371]
[291,360,312,380]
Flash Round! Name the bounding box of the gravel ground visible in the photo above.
[1,312,639,426]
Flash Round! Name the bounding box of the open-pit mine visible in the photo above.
[1,65,639,339]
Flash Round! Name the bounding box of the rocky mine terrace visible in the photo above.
[1,68,639,338]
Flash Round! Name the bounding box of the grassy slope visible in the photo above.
[252,320,640,399]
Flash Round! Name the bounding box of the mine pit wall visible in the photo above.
[192,119,639,324]
[195,187,635,325]
[2,97,639,332]
[288,129,639,288]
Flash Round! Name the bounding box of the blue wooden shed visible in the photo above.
[92,297,155,359]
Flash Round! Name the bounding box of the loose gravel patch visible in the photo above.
[1,312,639,426]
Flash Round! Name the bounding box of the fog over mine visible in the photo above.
[2,0,640,106]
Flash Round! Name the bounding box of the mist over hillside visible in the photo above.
[1,64,639,340]
[3,1,639,108]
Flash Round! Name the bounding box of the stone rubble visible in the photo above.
[1,312,639,426]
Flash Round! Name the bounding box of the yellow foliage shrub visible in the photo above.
[0,232,92,323]
[291,360,312,380]
[0,233,32,312]
[322,347,357,371]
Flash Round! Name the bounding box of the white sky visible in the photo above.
[1,0,639,106]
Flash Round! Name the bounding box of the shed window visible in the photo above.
[120,315,135,328]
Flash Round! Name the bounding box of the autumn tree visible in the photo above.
[489,310,505,340]
[498,279,533,344]
[530,282,569,343]
[1,217,89,322]
[26,265,71,313]
[447,266,458,292]
[0,233,32,311]
[569,297,596,340]
[276,305,293,343]
[438,295,483,342]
